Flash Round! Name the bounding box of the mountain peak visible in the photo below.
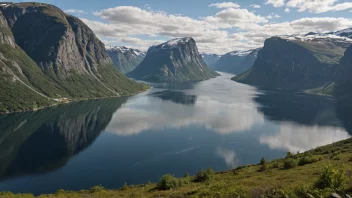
[128,37,218,82]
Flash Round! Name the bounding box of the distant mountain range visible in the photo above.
[200,53,221,67]
[213,49,261,74]
[233,31,352,90]
[0,2,148,113]
[106,46,146,74]
[128,37,219,82]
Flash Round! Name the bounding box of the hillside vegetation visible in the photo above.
[2,138,352,198]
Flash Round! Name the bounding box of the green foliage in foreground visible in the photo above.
[1,138,352,198]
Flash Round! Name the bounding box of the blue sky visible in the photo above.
[12,0,352,54]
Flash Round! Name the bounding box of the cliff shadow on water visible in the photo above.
[253,88,352,135]
[0,97,127,180]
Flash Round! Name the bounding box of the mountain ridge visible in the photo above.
[128,37,219,82]
[0,2,148,113]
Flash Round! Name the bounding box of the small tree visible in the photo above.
[260,157,266,165]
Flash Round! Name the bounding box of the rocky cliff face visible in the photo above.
[334,45,352,99]
[106,46,145,74]
[0,2,147,113]
[200,53,221,67]
[214,49,260,74]
[233,35,352,90]
[128,37,219,82]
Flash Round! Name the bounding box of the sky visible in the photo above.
[12,0,352,54]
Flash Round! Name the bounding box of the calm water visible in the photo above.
[0,72,351,195]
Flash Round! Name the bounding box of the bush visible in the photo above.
[157,174,181,190]
[298,155,318,166]
[315,165,346,191]
[272,161,280,169]
[259,164,269,172]
[90,185,105,193]
[260,157,266,165]
[195,168,215,182]
[283,158,297,169]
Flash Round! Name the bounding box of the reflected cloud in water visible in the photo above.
[260,122,350,153]
[105,74,265,135]
[216,147,237,168]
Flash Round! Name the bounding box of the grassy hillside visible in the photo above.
[2,138,352,198]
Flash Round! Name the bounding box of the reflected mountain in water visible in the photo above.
[254,89,342,128]
[150,90,197,105]
[0,98,127,180]
[336,101,352,135]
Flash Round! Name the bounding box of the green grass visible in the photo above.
[306,82,335,96]
[2,138,352,198]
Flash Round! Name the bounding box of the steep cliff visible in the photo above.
[106,46,145,74]
[128,37,219,82]
[233,35,351,90]
[0,2,147,113]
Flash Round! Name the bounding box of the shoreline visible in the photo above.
[0,86,152,116]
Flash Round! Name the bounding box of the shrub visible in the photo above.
[272,161,280,169]
[298,155,319,166]
[90,185,105,193]
[315,165,346,191]
[283,158,297,169]
[259,164,269,172]
[157,174,181,190]
[184,172,190,178]
[260,157,266,165]
[195,168,215,182]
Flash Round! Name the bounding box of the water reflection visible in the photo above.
[0,73,351,194]
[254,89,342,127]
[254,89,351,152]
[0,98,127,180]
[105,76,264,135]
[150,90,197,105]
[260,122,350,152]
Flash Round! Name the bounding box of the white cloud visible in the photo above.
[284,8,291,13]
[209,2,241,8]
[265,0,285,7]
[286,0,352,13]
[82,4,352,54]
[251,4,261,8]
[204,8,268,29]
[64,9,86,14]
[266,14,281,19]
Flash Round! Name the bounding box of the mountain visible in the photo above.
[127,37,219,82]
[0,2,148,113]
[334,44,352,100]
[200,53,221,67]
[106,46,145,74]
[213,49,260,74]
[233,34,352,90]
